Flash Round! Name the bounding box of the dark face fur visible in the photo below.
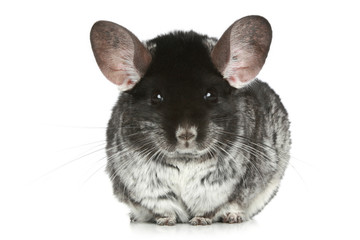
[120,32,238,159]
[91,16,272,160]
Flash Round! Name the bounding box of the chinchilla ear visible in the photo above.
[211,16,272,88]
[90,21,152,91]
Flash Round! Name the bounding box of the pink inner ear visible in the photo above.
[223,51,261,88]
[225,73,253,89]
[118,78,136,91]
[126,79,134,86]
[211,16,272,89]
[99,57,139,89]
[225,66,261,88]
[229,76,237,83]
[232,67,252,83]
[90,20,152,91]
[109,69,139,91]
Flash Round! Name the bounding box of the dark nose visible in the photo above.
[178,131,196,141]
[176,126,197,143]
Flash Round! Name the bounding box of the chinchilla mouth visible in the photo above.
[164,148,214,161]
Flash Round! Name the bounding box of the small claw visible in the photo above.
[156,216,176,226]
[223,212,243,224]
[189,217,212,226]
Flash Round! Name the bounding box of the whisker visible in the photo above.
[106,139,160,182]
[85,147,127,185]
[215,141,266,188]
[39,145,108,179]
[57,140,106,152]
[82,162,107,186]
[214,132,307,185]
[211,141,249,187]
[221,137,289,172]
[214,129,294,162]
[45,124,106,129]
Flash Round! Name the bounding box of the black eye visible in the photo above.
[151,90,164,105]
[204,88,218,103]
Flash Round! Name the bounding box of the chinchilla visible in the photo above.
[90,15,291,226]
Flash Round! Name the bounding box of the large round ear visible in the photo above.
[90,21,152,91]
[211,16,272,88]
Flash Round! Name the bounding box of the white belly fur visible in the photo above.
[121,156,280,222]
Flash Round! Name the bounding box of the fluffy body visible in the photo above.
[96,20,291,225]
[105,32,290,224]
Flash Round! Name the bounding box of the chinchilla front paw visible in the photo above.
[155,216,177,226]
[189,217,212,226]
[222,212,243,224]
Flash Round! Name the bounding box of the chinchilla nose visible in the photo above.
[178,131,195,141]
[176,125,197,144]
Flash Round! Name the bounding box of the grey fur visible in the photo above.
[94,17,291,225]
[105,78,290,224]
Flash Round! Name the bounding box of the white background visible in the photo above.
[1,0,359,239]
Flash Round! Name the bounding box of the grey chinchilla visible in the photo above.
[90,15,291,225]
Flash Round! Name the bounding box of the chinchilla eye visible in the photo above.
[151,90,164,105]
[204,88,218,103]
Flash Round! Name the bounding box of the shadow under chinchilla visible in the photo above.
[129,219,259,236]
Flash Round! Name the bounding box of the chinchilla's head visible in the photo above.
[90,16,272,160]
